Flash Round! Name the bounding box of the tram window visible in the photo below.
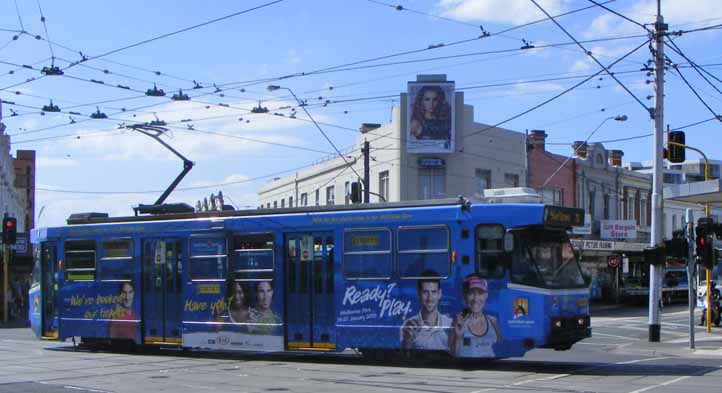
[31,245,41,287]
[99,238,133,281]
[65,240,96,281]
[343,228,392,279]
[398,226,450,279]
[475,225,506,278]
[189,237,227,280]
[232,233,274,281]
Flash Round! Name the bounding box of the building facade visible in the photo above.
[258,75,528,208]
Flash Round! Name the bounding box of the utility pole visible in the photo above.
[363,140,370,203]
[648,1,667,342]
[686,208,695,348]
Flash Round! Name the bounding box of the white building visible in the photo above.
[258,75,528,208]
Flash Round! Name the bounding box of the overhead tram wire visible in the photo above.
[462,39,650,140]
[61,0,286,72]
[36,0,56,64]
[13,0,25,32]
[214,0,627,91]
[528,0,649,114]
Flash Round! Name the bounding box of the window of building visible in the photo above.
[419,168,446,200]
[289,196,293,208]
[504,173,519,187]
[343,228,392,279]
[326,185,335,205]
[344,181,350,205]
[603,194,610,219]
[281,198,285,208]
[99,238,133,281]
[266,202,270,209]
[640,199,647,226]
[65,240,96,281]
[315,189,320,206]
[189,236,227,280]
[475,225,506,278]
[379,171,389,202]
[398,226,450,279]
[672,214,677,230]
[627,195,634,222]
[588,191,595,218]
[232,233,274,281]
[300,193,308,207]
[541,188,562,205]
[475,169,491,196]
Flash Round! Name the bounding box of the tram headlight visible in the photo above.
[577,318,584,326]
[553,319,562,328]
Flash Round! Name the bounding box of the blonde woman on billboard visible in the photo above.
[410,85,452,140]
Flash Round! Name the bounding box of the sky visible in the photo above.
[0,0,721,228]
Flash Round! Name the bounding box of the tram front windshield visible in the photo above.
[511,230,587,289]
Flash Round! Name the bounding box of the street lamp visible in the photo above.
[541,114,628,188]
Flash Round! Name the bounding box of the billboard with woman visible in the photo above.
[407,82,455,153]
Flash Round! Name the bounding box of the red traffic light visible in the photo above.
[4,220,14,228]
[1,217,17,244]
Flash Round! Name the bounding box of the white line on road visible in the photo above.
[512,373,570,386]
[627,376,690,393]
[592,332,641,340]
[616,357,671,365]
[469,389,495,393]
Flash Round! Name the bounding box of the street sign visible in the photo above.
[608,255,620,269]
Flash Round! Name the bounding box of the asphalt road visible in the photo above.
[1,304,722,393]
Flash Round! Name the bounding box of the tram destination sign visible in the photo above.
[543,206,584,227]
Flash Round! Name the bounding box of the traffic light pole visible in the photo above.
[648,11,666,343]
[2,244,7,324]
[686,208,695,348]
[670,140,712,332]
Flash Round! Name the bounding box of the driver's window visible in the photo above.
[475,224,506,278]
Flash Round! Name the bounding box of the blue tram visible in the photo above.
[29,199,590,358]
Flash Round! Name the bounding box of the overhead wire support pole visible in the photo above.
[648,3,667,342]
[686,208,695,348]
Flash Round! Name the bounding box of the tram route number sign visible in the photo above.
[607,255,620,269]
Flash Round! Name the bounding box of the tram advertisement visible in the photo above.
[181,279,284,352]
[61,281,139,341]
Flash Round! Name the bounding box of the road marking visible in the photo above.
[512,373,569,385]
[616,356,671,365]
[63,386,113,393]
[469,389,495,393]
[627,376,690,393]
[592,332,640,340]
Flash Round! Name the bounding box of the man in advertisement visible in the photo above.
[400,270,451,350]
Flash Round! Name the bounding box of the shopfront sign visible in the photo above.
[600,220,637,240]
[572,214,592,235]
[417,157,446,168]
[570,239,646,252]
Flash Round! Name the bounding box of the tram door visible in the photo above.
[142,238,183,344]
[41,242,58,338]
[285,232,335,350]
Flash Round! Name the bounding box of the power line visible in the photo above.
[586,0,650,31]
[13,0,25,32]
[462,39,650,140]
[665,55,722,126]
[529,0,649,114]
[665,39,722,98]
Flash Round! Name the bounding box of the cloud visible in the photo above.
[36,156,79,168]
[437,0,569,25]
[585,0,722,37]
[286,49,301,64]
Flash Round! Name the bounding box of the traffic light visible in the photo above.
[695,234,715,269]
[2,216,17,245]
[667,131,686,163]
[664,238,688,259]
[350,182,362,204]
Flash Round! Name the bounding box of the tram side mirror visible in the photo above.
[504,232,514,252]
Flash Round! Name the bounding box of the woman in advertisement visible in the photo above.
[227,281,252,324]
[409,85,452,141]
[450,274,501,357]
